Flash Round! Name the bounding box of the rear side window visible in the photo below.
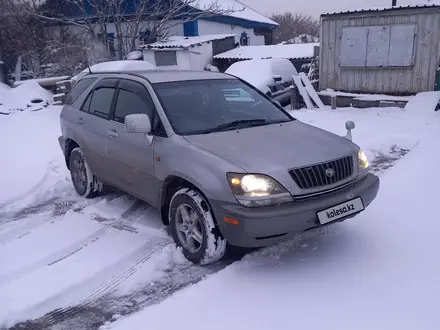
[81,93,93,112]
[65,78,96,105]
[89,88,116,119]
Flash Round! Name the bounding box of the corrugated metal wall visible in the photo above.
[319,8,440,94]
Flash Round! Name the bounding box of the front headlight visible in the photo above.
[226,173,293,207]
[358,149,369,170]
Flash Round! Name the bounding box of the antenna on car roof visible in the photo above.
[87,62,93,74]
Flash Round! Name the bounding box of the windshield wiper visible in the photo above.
[210,119,268,132]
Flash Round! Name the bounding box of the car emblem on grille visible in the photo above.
[325,168,335,178]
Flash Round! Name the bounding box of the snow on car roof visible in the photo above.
[192,0,278,26]
[214,43,319,60]
[322,1,440,16]
[71,60,157,81]
[142,34,236,49]
[84,60,156,73]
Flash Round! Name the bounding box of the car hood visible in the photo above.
[184,120,359,193]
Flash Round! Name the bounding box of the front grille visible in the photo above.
[289,156,354,190]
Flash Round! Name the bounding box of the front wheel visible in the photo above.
[169,188,227,265]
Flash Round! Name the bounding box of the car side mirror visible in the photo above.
[344,120,355,141]
[125,113,151,134]
[273,74,282,82]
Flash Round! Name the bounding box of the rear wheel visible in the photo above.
[69,147,103,198]
[169,188,227,265]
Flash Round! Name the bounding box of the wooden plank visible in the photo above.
[292,74,314,109]
[300,72,326,108]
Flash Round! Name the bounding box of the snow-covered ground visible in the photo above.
[1,98,439,330]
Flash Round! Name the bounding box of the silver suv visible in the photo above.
[59,70,379,265]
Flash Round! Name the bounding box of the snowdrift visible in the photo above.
[0,81,53,114]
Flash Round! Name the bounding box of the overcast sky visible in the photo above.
[239,0,431,19]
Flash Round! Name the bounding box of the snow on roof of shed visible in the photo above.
[193,0,278,26]
[214,43,319,60]
[142,34,236,49]
[322,1,440,16]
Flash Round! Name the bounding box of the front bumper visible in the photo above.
[211,173,380,248]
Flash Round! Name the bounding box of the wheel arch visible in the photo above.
[160,175,213,226]
[64,138,80,170]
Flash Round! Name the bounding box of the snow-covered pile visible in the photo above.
[126,51,143,60]
[225,58,297,94]
[0,106,65,207]
[0,81,53,114]
[404,91,440,114]
[281,34,320,44]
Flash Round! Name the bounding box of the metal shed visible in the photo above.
[319,3,440,95]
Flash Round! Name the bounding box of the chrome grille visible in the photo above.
[289,156,354,190]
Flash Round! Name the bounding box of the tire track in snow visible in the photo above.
[0,227,108,285]
[0,192,132,246]
[0,200,85,246]
[0,161,62,213]
[369,144,411,174]
[14,237,171,328]
[9,252,235,330]
[43,242,171,325]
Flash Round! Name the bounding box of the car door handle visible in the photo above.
[77,118,84,125]
[107,130,119,138]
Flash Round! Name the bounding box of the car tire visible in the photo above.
[69,147,103,198]
[169,188,227,265]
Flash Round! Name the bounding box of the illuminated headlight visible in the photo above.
[227,173,293,207]
[358,149,369,170]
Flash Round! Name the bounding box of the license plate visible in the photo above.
[317,197,364,225]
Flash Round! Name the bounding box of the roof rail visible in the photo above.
[82,71,152,83]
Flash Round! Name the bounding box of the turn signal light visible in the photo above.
[224,216,240,225]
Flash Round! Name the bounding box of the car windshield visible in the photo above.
[153,79,294,135]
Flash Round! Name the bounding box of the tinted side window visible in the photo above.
[65,78,96,105]
[114,89,154,123]
[89,88,115,119]
[81,92,93,112]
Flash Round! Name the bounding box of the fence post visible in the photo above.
[331,96,337,109]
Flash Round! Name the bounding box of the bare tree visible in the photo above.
[0,0,100,79]
[270,12,319,45]
[23,0,239,60]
